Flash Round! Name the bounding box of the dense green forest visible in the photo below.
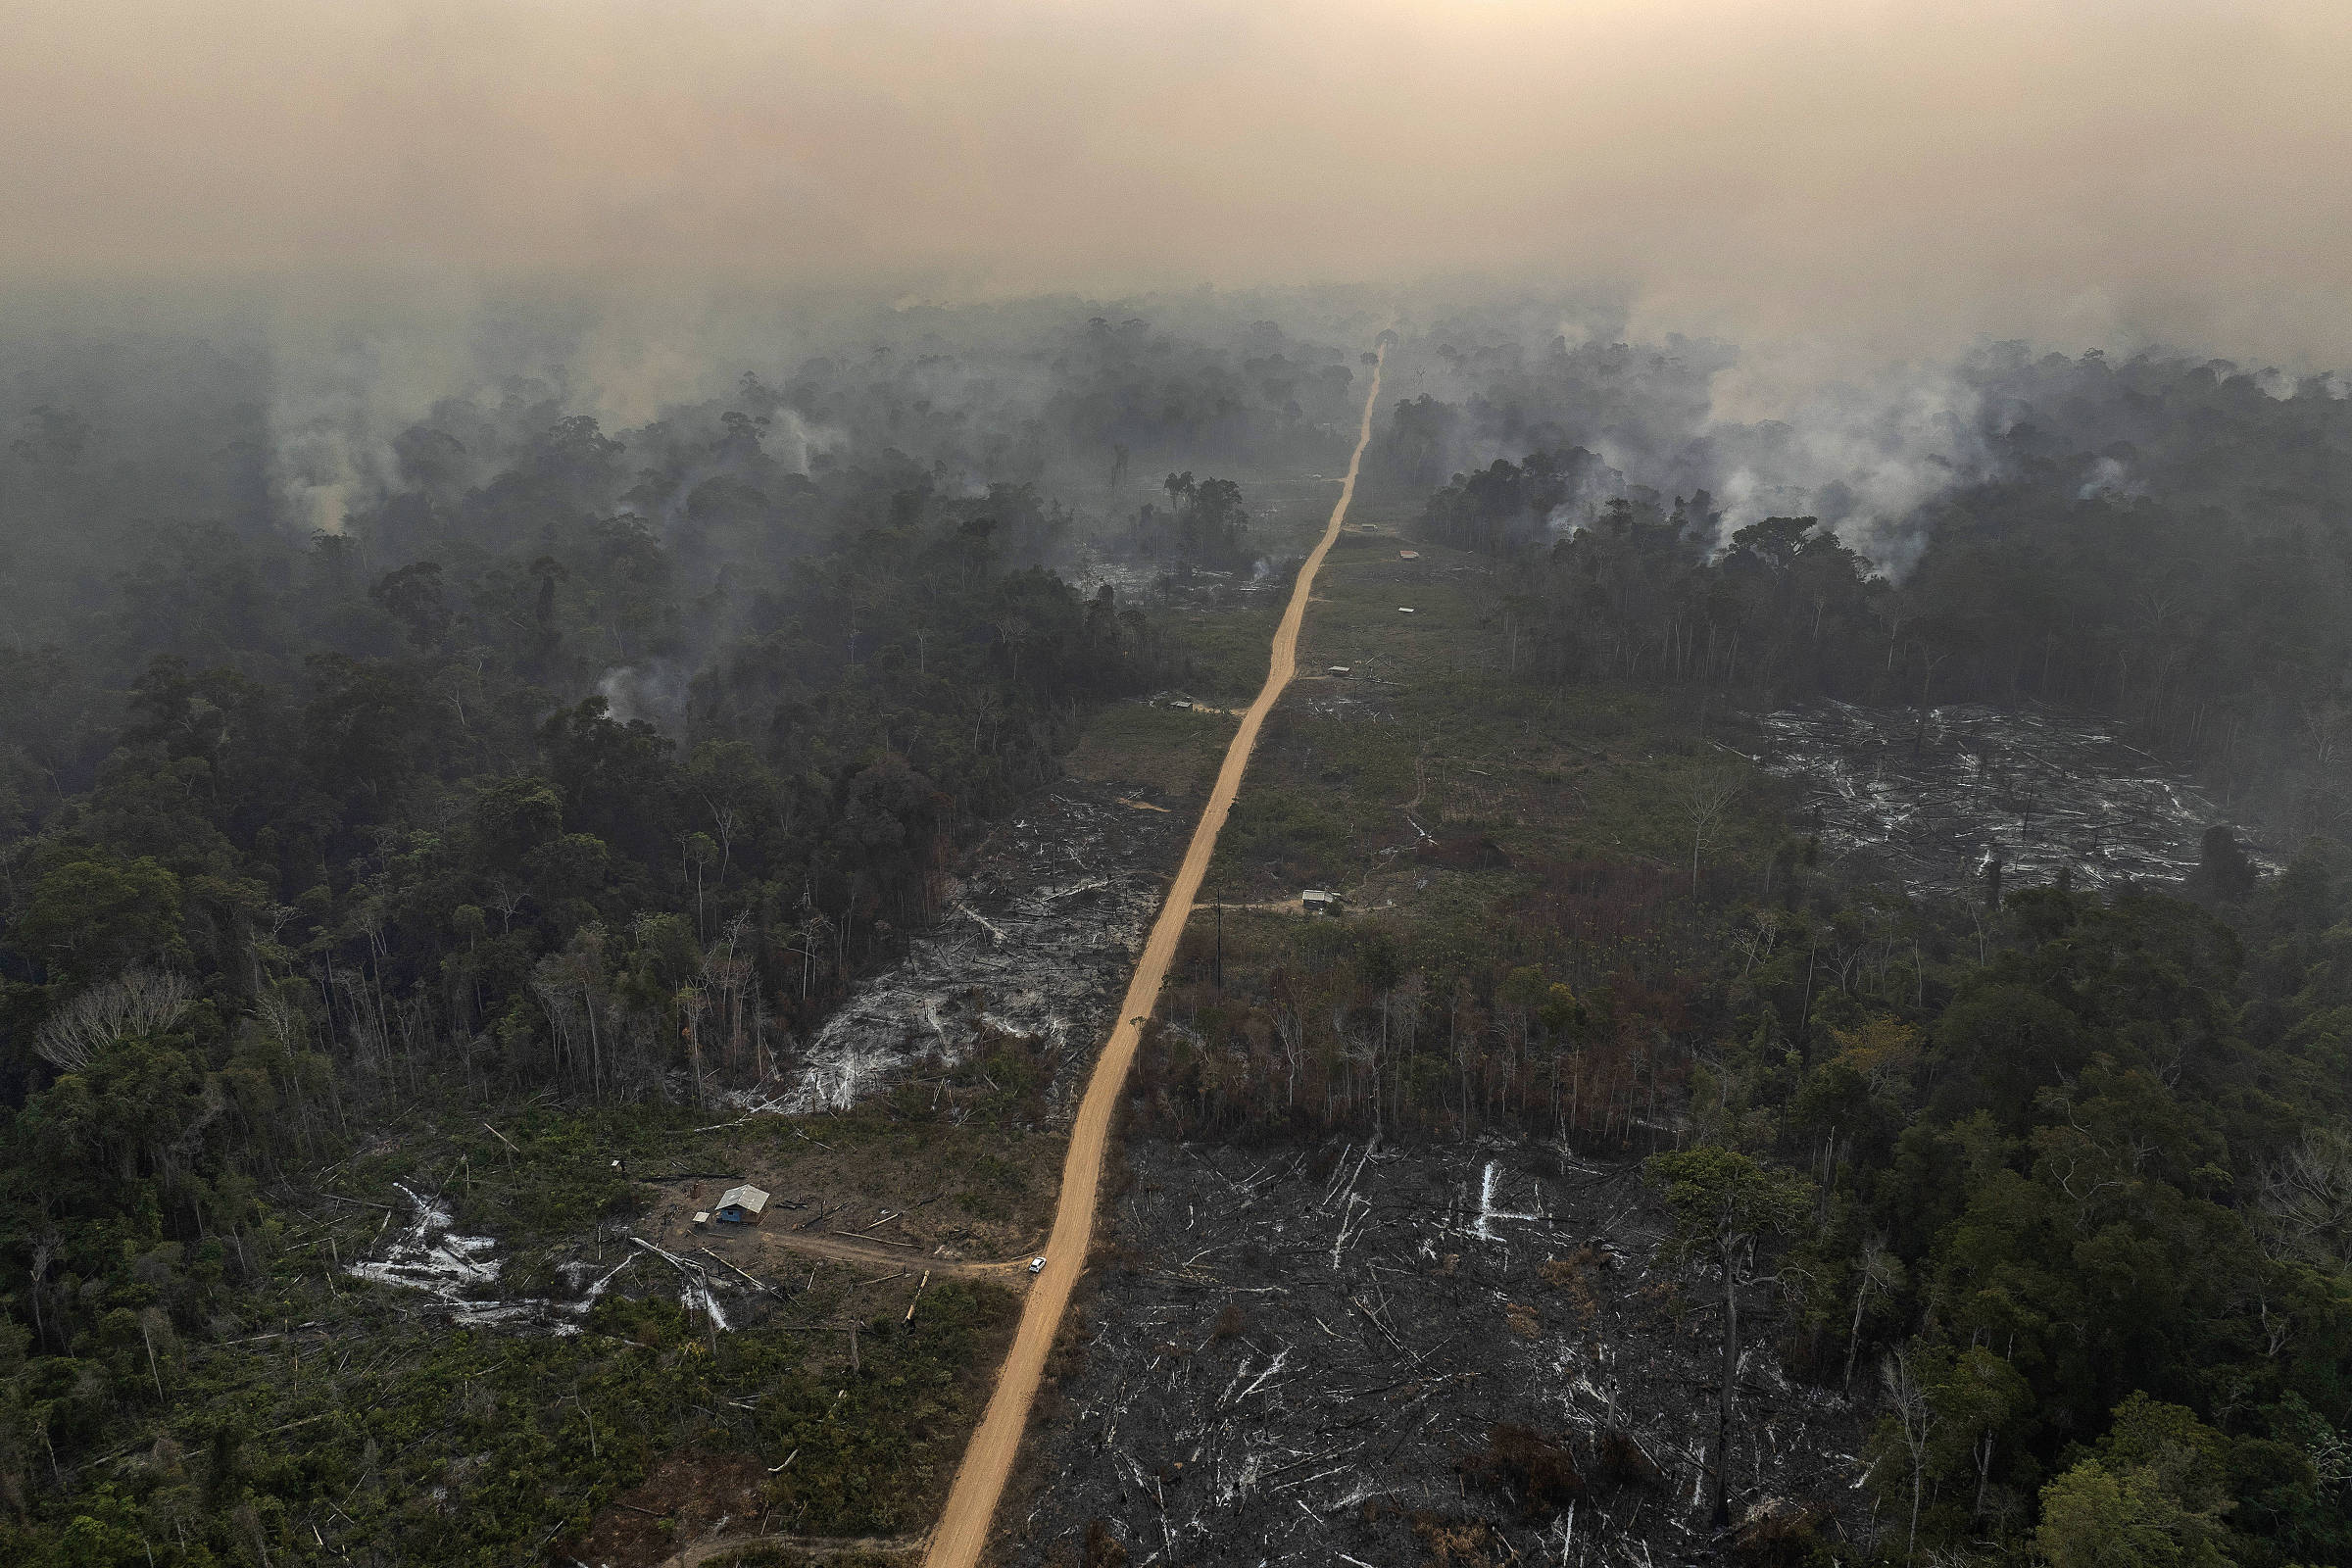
[1114,331,2352,1562]
[1150,818,2352,1560]
[8,298,2352,1564]
[1378,334,2352,839]
[0,301,1366,1564]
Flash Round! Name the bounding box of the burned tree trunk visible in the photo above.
[1714,1248,1738,1530]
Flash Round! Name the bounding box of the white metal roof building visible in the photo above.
[713,1184,770,1223]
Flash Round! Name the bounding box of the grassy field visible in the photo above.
[1150,593,1288,708]
[1039,475,1800,1013]
[1028,484,1804,1083]
[1209,520,1788,910]
[1236,472,1352,557]
[1056,701,1238,801]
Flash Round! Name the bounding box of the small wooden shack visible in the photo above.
[713,1184,770,1225]
[1301,889,1344,916]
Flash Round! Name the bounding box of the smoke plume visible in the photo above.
[4,1,2348,370]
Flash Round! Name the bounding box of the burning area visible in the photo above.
[782,783,1193,1117]
[345,1182,641,1333]
[1741,700,2260,898]
[1011,1139,1866,1568]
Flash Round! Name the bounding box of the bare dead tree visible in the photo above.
[676,982,710,1110]
[34,967,195,1072]
[2303,700,2351,770]
[1882,1348,1936,1565]
[1842,1236,1905,1393]
[2256,1126,2352,1268]
[1274,1005,1304,1109]
[27,1234,55,1352]
[1674,762,1746,896]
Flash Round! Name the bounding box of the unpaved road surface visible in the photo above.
[727,1227,1033,1281]
[922,347,1387,1568]
[637,1184,1044,1280]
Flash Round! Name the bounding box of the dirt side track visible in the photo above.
[744,1229,1035,1280]
[920,346,1389,1568]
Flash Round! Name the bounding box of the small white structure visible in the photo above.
[713,1185,769,1225]
[1301,889,1344,915]
[1397,607,1416,614]
[1398,550,1420,560]
[692,1210,711,1229]
[1328,665,1351,678]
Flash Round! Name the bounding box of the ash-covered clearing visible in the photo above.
[345,1183,641,1332]
[1288,674,1400,723]
[782,782,1191,1115]
[1066,549,1285,612]
[1743,701,2259,897]
[1013,1138,1866,1567]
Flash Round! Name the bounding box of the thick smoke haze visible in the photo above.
[7,1,2347,573]
[6,0,2350,369]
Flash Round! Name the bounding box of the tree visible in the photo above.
[1921,1345,2033,1535]
[11,852,187,985]
[1880,1348,1936,1564]
[1645,1147,1814,1527]
[2188,824,2259,905]
[2036,1395,2236,1568]
[2256,1125,2352,1268]
[2037,1460,2231,1568]
[1841,1235,1904,1393]
[368,561,453,650]
[1188,477,1250,564]
[32,968,195,1073]
[1673,762,1746,896]
[1929,982,2086,1130]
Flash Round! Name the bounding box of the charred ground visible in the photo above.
[1010,1137,1867,1568]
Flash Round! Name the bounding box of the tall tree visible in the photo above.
[1646,1147,1814,1528]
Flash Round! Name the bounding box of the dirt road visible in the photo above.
[744,1228,1033,1280]
[921,346,1386,1568]
[639,1183,1041,1281]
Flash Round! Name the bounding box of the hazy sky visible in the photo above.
[8,0,2349,365]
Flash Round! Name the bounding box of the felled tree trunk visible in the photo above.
[1714,1248,1739,1530]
